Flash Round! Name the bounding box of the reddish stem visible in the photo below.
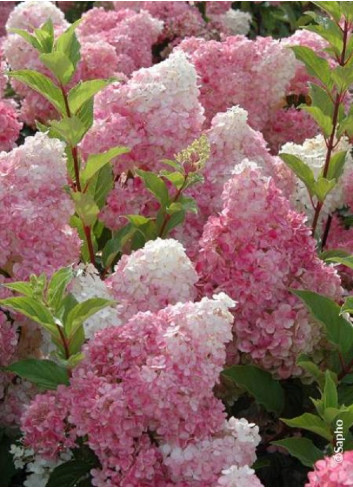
[312,21,350,240]
[56,324,70,360]
[60,84,96,266]
[159,176,187,238]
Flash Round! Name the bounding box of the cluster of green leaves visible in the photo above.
[269,286,353,467]
[102,135,210,274]
[8,19,128,266]
[232,1,311,39]
[280,2,353,241]
[0,268,114,388]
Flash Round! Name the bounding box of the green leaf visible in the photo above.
[65,298,115,338]
[9,28,41,50]
[325,151,347,181]
[161,210,185,237]
[136,169,170,207]
[5,359,69,390]
[102,225,133,269]
[222,365,285,415]
[86,163,114,210]
[77,97,94,133]
[331,65,353,92]
[72,192,99,227]
[81,146,129,185]
[49,116,87,146]
[323,370,338,410]
[183,172,204,190]
[312,177,336,202]
[308,83,334,118]
[55,20,81,71]
[281,413,332,440]
[279,153,315,191]
[0,296,57,335]
[296,354,326,388]
[39,52,75,85]
[341,295,353,314]
[305,21,342,55]
[312,2,341,22]
[34,19,54,53]
[320,248,351,261]
[58,293,78,325]
[161,158,183,171]
[272,437,323,467]
[127,215,152,227]
[160,171,185,189]
[338,114,353,138]
[178,195,198,213]
[47,267,73,312]
[68,324,85,356]
[68,79,113,114]
[8,70,65,115]
[338,384,353,406]
[46,460,94,487]
[291,289,353,355]
[301,105,333,137]
[341,2,353,22]
[2,281,33,297]
[290,46,332,88]
[336,405,353,434]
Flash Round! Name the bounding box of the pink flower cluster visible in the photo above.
[113,2,251,47]
[114,1,207,46]
[306,451,353,487]
[0,132,80,281]
[177,35,296,132]
[21,294,262,486]
[81,49,204,177]
[0,2,14,36]
[195,161,342,378]
[177,30,325,151]
[0,99,22,151]
[77,7,163,76]
[174,107,294,257]
[0,311,18,403]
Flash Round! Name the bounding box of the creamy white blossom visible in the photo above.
[281,135,353,229]
[107,238,199,322]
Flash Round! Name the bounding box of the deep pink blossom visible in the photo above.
[306,451,353,487]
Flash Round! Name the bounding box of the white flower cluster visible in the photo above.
[216,9,252,36]
[107,238,199,322]
[70,264,121,339]
[6,0,67,31]
[10,445,72,487]
[281,135,353,228]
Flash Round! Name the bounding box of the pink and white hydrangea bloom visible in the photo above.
[196,160,342,378]
[0,132,80,281]
[77,7,163,75]
[21,293,262,486]
[81,50,204,175]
